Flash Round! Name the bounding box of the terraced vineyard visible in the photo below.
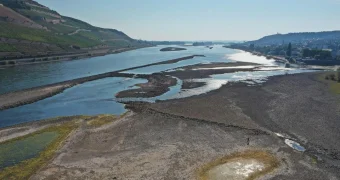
[0,0,150,59]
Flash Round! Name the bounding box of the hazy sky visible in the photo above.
[38,0,340,41]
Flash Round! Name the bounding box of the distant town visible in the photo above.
[225,31,340,65]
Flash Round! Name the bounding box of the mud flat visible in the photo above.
[116,74,177,98]
[164,62,259,79]
[1,72,340,179]
[0,55,205,110]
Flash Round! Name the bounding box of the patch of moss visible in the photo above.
[86,114,117,127]
[0,122,78,180]
[86,112,129,128]
[198,150,280,180]
[318,72,340,94]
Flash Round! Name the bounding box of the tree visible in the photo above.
[249,44,255,51]
[287,43,292,57]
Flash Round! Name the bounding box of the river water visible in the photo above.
[0,45,237,94]
[0,45,315,128]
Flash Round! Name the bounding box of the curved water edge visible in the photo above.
[0,45,319,128]
[0,45,236,94]
[0,77,146,128]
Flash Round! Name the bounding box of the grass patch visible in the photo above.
[198,150,280,180]
[318,72,340,94]
[0,22,102,48]
[0,43,17,52]
[86,114,117,127]
[0,122,78,180]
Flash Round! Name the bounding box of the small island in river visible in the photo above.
[160,47,187,51]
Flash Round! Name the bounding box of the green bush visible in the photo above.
[330,74,336,81]
[8,60,16,65]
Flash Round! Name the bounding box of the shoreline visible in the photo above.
[0,55,205,110]
[1,72,339,179]
[224,46,289,63]
[0,46,151,68]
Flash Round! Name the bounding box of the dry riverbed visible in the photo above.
[1,72,339,179]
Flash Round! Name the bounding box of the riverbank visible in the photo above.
[0,46,150,68]
[0,55,205,110]
[223,46,289,64]
[1,72,339,179]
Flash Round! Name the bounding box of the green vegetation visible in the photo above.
[86,114,118,127]
[0,43,17,52]
[0,22,101,48]
[38,21,77,34]
[0,113,126,179]
[0,122,77,180]
[0,131,59,169]
[0,0,29,9]
[287,43,292,57]
[302,49,332,60]
[0,0,150,59]
[319,71,340,94]
[62,16,95,30]
[18,9,58,19]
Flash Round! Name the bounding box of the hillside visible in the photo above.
[0,0,150,60]
[248,31,340,45]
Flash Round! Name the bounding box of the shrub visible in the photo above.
[8,60,16,65]
[330,74,336,81]
[325,75,329,80]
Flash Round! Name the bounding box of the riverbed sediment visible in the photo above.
[1,72,338,179]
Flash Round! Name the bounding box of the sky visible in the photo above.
[38,0,340,41]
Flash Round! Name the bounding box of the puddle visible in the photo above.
[200,151,279,180]
[207,159,265,180]
[284,139,306,152]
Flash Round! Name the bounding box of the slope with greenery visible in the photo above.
[0,0,150,59]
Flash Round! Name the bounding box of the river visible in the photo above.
[0,45,314,128]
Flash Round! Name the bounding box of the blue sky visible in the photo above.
[38,0,340,41]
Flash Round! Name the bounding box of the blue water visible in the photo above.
[0,45,316,128]
[0,77,146,128]
[0,45,237,94]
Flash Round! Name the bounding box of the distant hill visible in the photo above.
[248,31,340,45]
[0,0,150,59]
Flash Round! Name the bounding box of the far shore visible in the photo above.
[224,46,289,64]
[0,46,151,68]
